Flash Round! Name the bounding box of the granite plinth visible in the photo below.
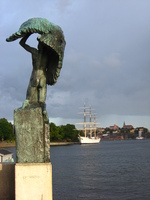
[15,163,53,200]
[14,106,50,163]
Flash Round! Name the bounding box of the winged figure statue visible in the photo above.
[6,18,66,106]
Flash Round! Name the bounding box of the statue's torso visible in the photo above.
[30,50,48,87]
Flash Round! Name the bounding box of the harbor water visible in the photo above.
[7,140,150,200]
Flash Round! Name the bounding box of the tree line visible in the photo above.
[1,118,149,142]
[0,118,80,142]
[50,122,81,142]
[0,118,15,142]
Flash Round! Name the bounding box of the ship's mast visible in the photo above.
[93,114,96,138]
[77,104,99,138]
[83,104,87,137]
[89,106,92,137]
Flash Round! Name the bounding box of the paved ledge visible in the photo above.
[0,141,79,148]
[50,142,79,146]
[0,142,16,148]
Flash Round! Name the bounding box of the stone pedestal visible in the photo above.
[14,105,52,199]
[14,106,50,163]
[15,163,53,200]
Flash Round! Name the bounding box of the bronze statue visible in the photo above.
[6,18,66,163]
[6,18,66,107]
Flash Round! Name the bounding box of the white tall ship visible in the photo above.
[77,104,101,144]
[136,130,144,140]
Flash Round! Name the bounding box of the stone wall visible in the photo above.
[0,163,15,200]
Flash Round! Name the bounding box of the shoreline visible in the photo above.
[0,142,16,148]
[50,142,79,146]
[1,139,149,148]
[0,142,79,148]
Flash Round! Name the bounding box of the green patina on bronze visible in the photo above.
[6,18,66,163]
[6,17,66,104]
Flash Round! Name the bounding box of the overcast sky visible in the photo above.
[0,0,150,130]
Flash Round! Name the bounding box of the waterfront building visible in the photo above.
[0,149,13,162]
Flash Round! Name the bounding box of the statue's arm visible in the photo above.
[19,34,36,53]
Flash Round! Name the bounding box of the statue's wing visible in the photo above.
[46,51,60,85]
[39,33,66,85]
[6,18,54,42]
[6,17,66,85]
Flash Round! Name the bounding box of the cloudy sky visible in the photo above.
[0,0,150,130]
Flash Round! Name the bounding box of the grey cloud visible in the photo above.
[1,0,150,129]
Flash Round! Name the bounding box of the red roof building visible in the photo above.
[109,124,119,130]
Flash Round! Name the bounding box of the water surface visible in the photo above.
[7,140,150,200]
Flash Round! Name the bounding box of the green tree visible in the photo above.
[0,118,14,141]
[59,124,79,142]
[49,122,62,141]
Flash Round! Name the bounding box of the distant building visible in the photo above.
[130,129,135,133]
[97,127,105,133]
[122,125,134,129]
[0,149,14,162]
[122,122,134,130]
[109,124,119,130]
[102,133,110,140]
